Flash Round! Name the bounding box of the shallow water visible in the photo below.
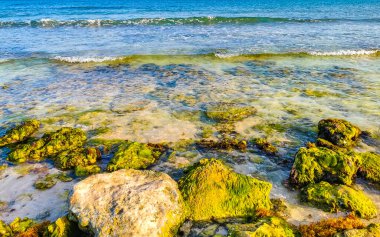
[0,0,380,231]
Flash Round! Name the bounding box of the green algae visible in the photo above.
[252,138,278,156]
[196,138,247,152]
[227,216,297,237]
[53,147,100,170]
[106,141,163,171]
[358,152,380,183]
[17,221,50,237]
[0,220,12,237]
[178,158,272,221]
[0,120,40,147]
[34,174,58,190]
[205,102,257,123]
[7,127,86,163]
[336,223,380,237]
[289,146,361,187]
[9,217,36,234]
[75,165,101,176]
[318,119,361,148]
[301,181,377,219]
[44,216,84,237]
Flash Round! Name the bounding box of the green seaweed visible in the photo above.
[205,102,257,123]
[358,152,380,183]
[252,138,278,155]
[301,181,377,219]
[178,158,272,221]
[0,220,12,237]
[75,165,101,176]
[0,120,40,147]
[9,217,36,234]
[318,119,361,148]
[34,175,58,190]
[53,147,100,170]
[44,216,85,237]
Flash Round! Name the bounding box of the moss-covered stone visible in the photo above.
[196,138,247,152]
[299,214,365,237]
[106,141,163,171]
[9,217,36,234]
[178,158,272,221]
[358,152,380,183]
[44,216,83,237]
[53,147,100,170]
[301,181,377,219]
[227,217,297,237]
[318,119,361,148]
[34,174,58,190]
[17,221,50,237]
[205,102,257,123]
[252,138,278,156]
[7,127,86,163]
[0,220,12,237]
[289,147,361,187]
[75,165,101,177]
[0,120,40,147]
[336,223,380,237]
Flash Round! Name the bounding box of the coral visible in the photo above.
[53,147,100,170]
[106,141,163,171]
[227,216,297,237]
[178,158,272,221]
[205,102,257,123]
[301,181,377,219]
[8,127,86,163]
[0,120,40,147]
[318,119,361,148]
[289,147,361,187]
[75,165,101,176]
[252,138,278,155]
[357,152,380,183]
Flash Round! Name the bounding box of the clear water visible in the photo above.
[0,0,380,227]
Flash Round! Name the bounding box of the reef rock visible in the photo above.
[301,181,377,219]
[178,158,272,221]
[70,169,186,237]
[318,119,361,148]
[289,147,361,187]
[0,120,40,147]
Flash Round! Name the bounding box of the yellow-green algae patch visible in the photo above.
[301,181,377,219]
[53,147,100,170]
[45,216,84,237]
[318,118,361,148]
[75,165,101,176]
[205,102,257,123]
[358,152,380,184]
[0,120,40,147]
[178,158,272,221]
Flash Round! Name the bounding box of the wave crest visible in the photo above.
[52,56,120,63]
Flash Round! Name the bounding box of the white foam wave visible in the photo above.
[309,49,379,56]
[53,56,120,63]
[214,52,240,58]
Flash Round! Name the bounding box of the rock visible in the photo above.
[9,217,36,234]
[0,220,12,237]
[106,142,163,172]
[196,138,247,152]
[227,217,297,237]
[8,127,86,163]
[0,120,40,147]
[358,152,380,183]
[252,138,278,155]
[34,174,58,190]
[205,102,257,123]
[70,169,186,237]
[289,147,361,187]
[75,165,101,177]
[44,216,84,237]
[318,119,361,148]
[17,221,50,237]
[178,158,272,221]
[54,148,101,170]
[301,181,377,219]
[336,223,380,237]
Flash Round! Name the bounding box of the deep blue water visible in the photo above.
[0,0,379,59]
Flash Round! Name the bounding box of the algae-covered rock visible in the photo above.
[252,138,278,156]
[0,220,12,237]
[44,216,83,237]
[9,217,36,234]
[54,147,100,170]
[301,181,377,219]
[34,174,58,190]
[227,217,297,237]
[17,221,50,237]
[75,165,101,177]
[8,127,86,163]
[205,102,257,123]
[106,141,162,171]
[178,158,272,221]
[289,147,361,187]
[358,152,380,183]
[196,138,247,152]
[0,120,40,147]
[336,223,380,237]
[70,169,186,237]
[318,119,361,148]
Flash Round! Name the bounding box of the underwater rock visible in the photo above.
[106,141,163,171]
[205,102,257,123]
[301,181,377,219]
[0,120,40,147]
[178,158,272,221]
[357,152,380,184]
[7,127,87,163]
[252,138,278,156]
[298,214,365,237]
[70,169,186,237]
[196,138,247,152]
[75,165,101,177]
[335,223,380,237]
[54,147,101,170]
[34,174,58,190]
[318,119,361,148]
[289,147,361,187]
[44,216,84,237]
[227,216,297,237]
